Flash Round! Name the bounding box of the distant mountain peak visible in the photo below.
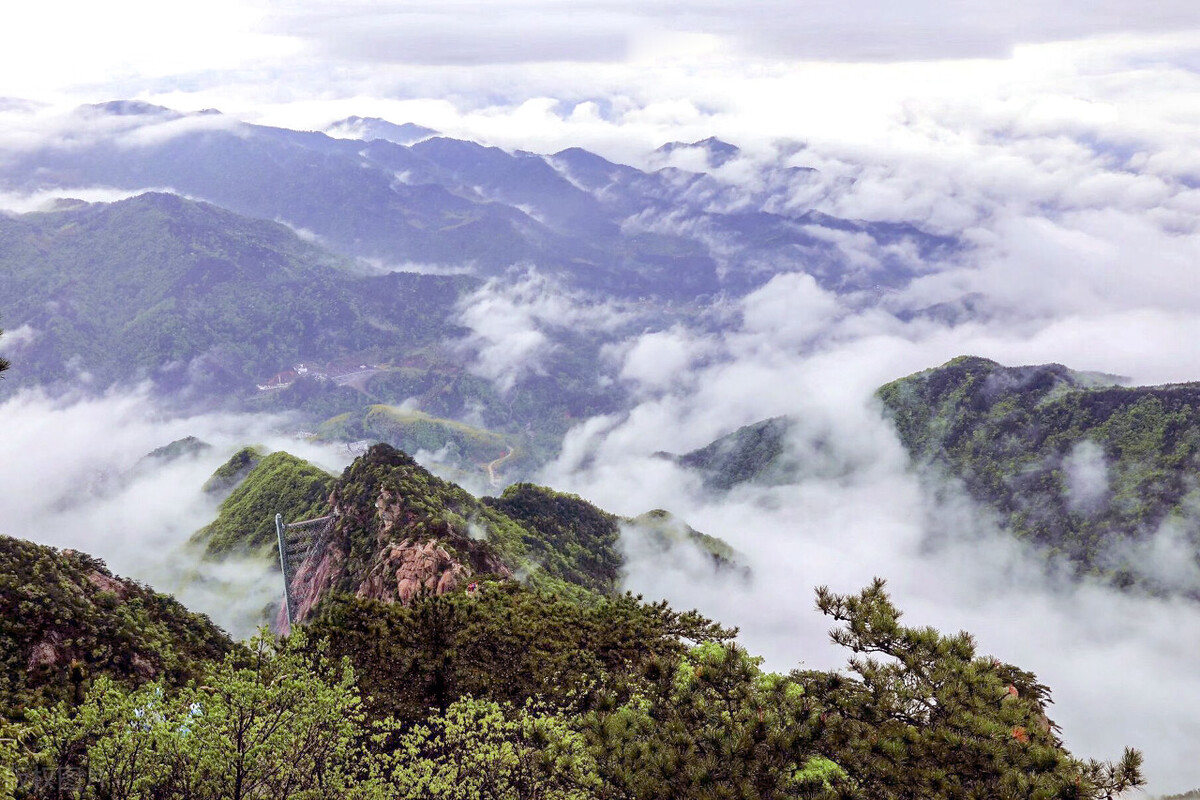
[326,116,439,146]
[660,415,798,492]
[655,136,741,167]
[82,100,181,118]
[878,356,1200,592]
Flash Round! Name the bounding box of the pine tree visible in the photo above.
[0,317,10,376]
[798,578,1145,800]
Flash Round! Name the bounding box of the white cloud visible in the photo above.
[1064,440,1111,514]
[0,386,355,638]
[454,268,632,393]
[614,326,716,395]
[739,273,842,348]
[0,323,36,351]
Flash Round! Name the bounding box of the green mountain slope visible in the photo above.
[0,535,231,714]
[625,509,745,576]
[192,451,336,559]
[878,355,1200,589]
[482,483,623,594]
[201,445,263,495]
[0,192,465,398]
[663,416,799,491]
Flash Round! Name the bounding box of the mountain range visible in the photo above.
[0,101,953,300]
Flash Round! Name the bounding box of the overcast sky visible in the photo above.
[4,2,1200,127]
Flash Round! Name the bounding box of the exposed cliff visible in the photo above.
[285,445,520,626]
[282,444,747,627]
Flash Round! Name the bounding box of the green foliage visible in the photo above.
[386,697,601,800]
[0,535,230,719]
[483,484,623,594]
[14,629,380,800]
[308,583,734,725]
[798,578,1145,799]
[1,550,1143,800]
[877,356,1200,585]
[581,641,828,799]
[192,451,334,558]
[0,724,17,800]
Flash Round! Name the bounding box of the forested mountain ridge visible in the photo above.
[192,450,337,559]
[0,530,1145,799]
[0,101,953,300]
[191,441,743,628]
[268,443,693,620]
[0,192,466,399]
[0,536,231,717]
[661,415,799,491]
[877,355,1200,591]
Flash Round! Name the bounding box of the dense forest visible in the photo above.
[0,541,1144,799]
[878,356,1200,592]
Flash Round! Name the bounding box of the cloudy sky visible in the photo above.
[7,1,1200,792]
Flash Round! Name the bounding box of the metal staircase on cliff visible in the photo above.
[275,512,337,625]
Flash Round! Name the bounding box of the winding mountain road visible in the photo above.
[487,446,515,487]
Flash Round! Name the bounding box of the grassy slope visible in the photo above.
[192,451,336,559]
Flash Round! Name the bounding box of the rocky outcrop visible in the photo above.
[1,535,231,709]
[282,444,515,629]
[361,540,467,604]
[278,444,739,629]
[27,636,64,672]
[85,569,130,599]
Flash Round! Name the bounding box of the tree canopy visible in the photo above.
[0,318,10,376]
[1,549,1145,800]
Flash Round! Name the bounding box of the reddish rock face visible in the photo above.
[27,639,63,672]
[360,540,468,604]
[86,569,131,600]
[279,475,513,631]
